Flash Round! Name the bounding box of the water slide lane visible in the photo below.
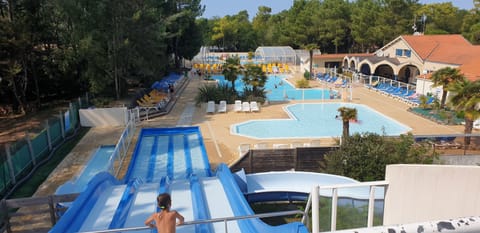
[184,135,194,178]
[108,179,144,229]
[124,134,154,182]
[200,176,241,233]
[170,180,196,233]
[172,134,187,179]
[217,164,309,233]
[189,175,213,233]
[188,132,211,177]
[49,173,121,233]
[121,182,161,233]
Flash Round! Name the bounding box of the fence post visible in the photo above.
[45,120,52,151]
[48,195,57,225]
[59,111,65,140]
[5,144,16,185]
[1,199,12,233]
[25,131,36,166]
[312,185,319,233]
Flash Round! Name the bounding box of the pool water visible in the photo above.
[211,74,333,101]
[231,103,411,139]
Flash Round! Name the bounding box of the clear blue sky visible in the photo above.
[200,0,475,19]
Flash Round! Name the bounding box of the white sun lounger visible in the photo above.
[238,143,250,156]
[234,100,242,112]
[242,102,250,112]
[250,101,259,112]
[253,142,268,149]
[218,100,227,113]
[206,101,215,114]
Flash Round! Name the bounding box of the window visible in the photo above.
[396,49,402,56]
[395,49,411,57]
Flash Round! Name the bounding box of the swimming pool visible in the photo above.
[212,74,333,101]
[231,103,411,139]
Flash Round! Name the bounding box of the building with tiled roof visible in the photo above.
[342,34,480,96]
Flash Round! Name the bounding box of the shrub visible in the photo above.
[296,78,310,88]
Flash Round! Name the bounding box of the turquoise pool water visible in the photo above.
[231,103,411,139]
[211,75,333,101]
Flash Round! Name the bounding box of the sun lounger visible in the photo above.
[238,143,250,156]
[206,101,215,114]
[234,100,242,112]
[308,139,321,147]
[218,100,227,113]
[291,141,304,148]
[253,142,268,149]
[242,102,250,112]
[250,101,259,112]
[273,144,290,149]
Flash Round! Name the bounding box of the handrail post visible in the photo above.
[224,219,228,233]
[312,185,319,233]
[301,192,312,224]
[367,185,376,227]
[331,188,338,231]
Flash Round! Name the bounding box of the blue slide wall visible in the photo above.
[217,164,309,233]
[50,172,120,233]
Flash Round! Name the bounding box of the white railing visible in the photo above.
[304,180,389,233]
[77,210,304,233]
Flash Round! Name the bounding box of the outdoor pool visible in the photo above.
[231,103,412,139]
[211,74,334,101]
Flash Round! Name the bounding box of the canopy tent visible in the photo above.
[255,46,297,64]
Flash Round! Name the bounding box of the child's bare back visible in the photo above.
[145,193,184,233]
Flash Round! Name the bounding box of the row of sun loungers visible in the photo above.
[206,100,261,114]
[238,140,322,156]
[234,100,259,113]
[369,82,435,106]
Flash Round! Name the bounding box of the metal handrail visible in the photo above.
[77,210,304,233]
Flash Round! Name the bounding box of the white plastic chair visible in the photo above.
[242,102,251,112]
[234,100,242,112]
[206,101,215,114]
[238,143,250,156]
[218,100,227,113]
[250,101,260,112]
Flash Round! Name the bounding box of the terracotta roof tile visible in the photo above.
[402,34,472,63]
[459,56,480,82]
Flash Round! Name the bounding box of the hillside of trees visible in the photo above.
[1,0,479,115]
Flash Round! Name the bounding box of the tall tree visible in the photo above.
[431,67,465,109]
[337,107,358,143]
[448,79,480,146]
[350,0,382,52]
[417,3,464,34]
[317,0,350,53]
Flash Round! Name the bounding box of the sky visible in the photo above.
[200,0,475,19]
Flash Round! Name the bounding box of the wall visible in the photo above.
[230,147,336,174]
[79,107,128,127]
[383,164,480,225]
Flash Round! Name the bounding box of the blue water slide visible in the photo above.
[55,145,115,195]
[123,127,212,183]
[108,178,144,229]
[189,175,213,233]
[50,172,121,233]
[216,163,309,233]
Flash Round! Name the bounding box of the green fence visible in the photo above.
[0,97,89,198]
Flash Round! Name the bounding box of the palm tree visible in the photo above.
[448,79,480,146]
[222,56,241,92]
[337,107,358,142]
[431,67,465,109]
[302,43,319,79]
[242,64,267,94]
